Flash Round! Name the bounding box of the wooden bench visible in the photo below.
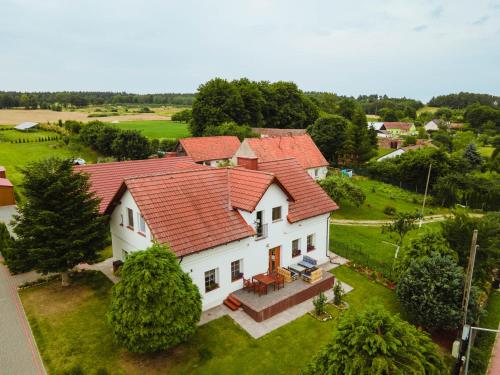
[302,268,323,284]
[277,267,294,283]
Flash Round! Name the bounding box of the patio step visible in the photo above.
[223,294,242,311]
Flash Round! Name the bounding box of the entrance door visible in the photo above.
[268,246,281,273]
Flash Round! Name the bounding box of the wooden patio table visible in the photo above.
[253,274,275,295]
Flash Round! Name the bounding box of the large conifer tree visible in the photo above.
[12,157,108,285]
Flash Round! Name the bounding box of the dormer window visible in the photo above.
[272,206,282,222]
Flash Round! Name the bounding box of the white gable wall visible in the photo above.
[110,183,331,311]
[307,166,328,180]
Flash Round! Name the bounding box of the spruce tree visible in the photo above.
[12,157,108,285]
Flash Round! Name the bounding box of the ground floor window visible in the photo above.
[292,239,301,257]
[307,234,316,252]
[231,259,243,282]
[205,268,219,292]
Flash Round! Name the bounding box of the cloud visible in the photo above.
[472,15,489,25]
[413,25,428,32]
[430,5,444,18]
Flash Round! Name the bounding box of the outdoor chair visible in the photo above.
[274,274,285,290]
[243,277,254,293]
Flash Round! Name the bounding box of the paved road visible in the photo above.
[331,213,484,227]
[0,258,45,375]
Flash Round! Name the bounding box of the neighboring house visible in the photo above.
[75,156,204,213]
[424,120,440,132]
[377,143,437,162]
[14,122,38,131]
[83,157,338,311]
[382,122,417,137]
[176,136,241,166]
[368,122,385,132]
[252,128,306,138]
[0,167,15,206]
[378,137,403,149]
[233,134,329,180]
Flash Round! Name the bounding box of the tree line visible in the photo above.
[428,91,500,109]
[0,91,195,109]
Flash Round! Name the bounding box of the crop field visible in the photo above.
[0,109,176,125]
[113,120,191,139]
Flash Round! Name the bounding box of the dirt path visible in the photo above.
[331,213,483,226]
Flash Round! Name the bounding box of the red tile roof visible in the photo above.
[0,178,13,187]
[243,134,329,169]
[252,128,307,137]
[74,156,202,214]
[383,122,413,130]
[179,136,241,162]
[119,169,261,256]
[258,158,338,223]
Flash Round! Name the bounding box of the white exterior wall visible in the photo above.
[307,166,328,181]
[231,140,256,164]
[110,183,331,311]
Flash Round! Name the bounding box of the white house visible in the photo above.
[424,120,440,132]
[176,136,241,167]
[84,157,338,311]
[232,134,329,180]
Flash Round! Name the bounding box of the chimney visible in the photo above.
[237,157,258,170]
[0,166,6,179]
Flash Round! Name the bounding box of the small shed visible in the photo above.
[15,121,39,131]
[0,178,15,206]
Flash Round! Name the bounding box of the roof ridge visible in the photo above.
[124,167,216,181]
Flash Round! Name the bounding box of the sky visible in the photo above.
[1,0,499,101]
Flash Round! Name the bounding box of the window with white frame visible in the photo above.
[231,259,242,282]
[272,206,282,221]
[314,169,319,178]
[307,234,316,251]
[137,213,146,234]
[205,268,219,292]
[292,238,301,257]
[127,208,134,229]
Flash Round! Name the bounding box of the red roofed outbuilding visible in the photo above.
[0,167,15,206]
[177,136,241,166]
[233,134,329,180]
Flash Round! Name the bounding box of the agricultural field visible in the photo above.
[332,176,449,220]
[0,127,99,190]
[113,120,190,139]
[0,108,184,125]
[417,106,439,115]
[478,146,494,158]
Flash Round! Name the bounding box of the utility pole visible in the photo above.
[419,162,432,228]
[462,230,478,327]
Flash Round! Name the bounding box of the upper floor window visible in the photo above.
[137,213,146,234]
[314,169,319,178]
[307,234,316,252]
[292,239,301,257]
[272,206,282,221]
[127,208,134,229]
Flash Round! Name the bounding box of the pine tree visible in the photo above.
[12,157,108,285]
[306,306,448,374]
[108,243,202,353]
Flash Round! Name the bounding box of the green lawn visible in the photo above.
[478,146,494,158]
[113,120,190,139]
[0,130,100,192]
[333,177,449,220]
[20,265,453,375]
[468,290,500,375]
[330,222,442,279]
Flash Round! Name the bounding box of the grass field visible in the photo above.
[478,146,494,158]
[417,106,439,115]
[332,176,449,220]
[330,222,442,279]
[0,129,99,190]
[21,264,432,375]
[113,120,190,139]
